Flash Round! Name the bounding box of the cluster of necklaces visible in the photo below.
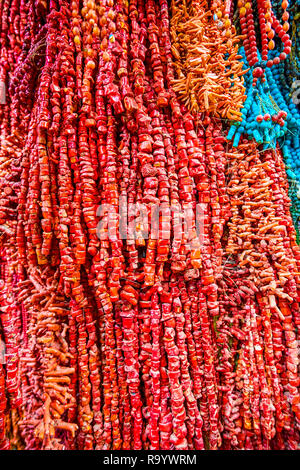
[227,0,300,237]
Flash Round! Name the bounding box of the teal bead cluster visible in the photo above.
[273,53,300,235]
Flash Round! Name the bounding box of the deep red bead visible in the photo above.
[278,110,287,119]
[273,57,280,65]
[279,52,287,60]
[284,46,291,54]
[253,67,264,77]
[266,60,274,68]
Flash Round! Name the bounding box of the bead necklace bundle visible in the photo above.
[226,0,300,236]
[170,0,247,120]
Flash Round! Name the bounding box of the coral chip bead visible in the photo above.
[74,35,81,45]
[86,60,96,70]
[240,7,247,16]
[281,0,288,8]
[93,25,100,37]
[103,51,110,61]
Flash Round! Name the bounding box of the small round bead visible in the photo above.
[253,67,264,77]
